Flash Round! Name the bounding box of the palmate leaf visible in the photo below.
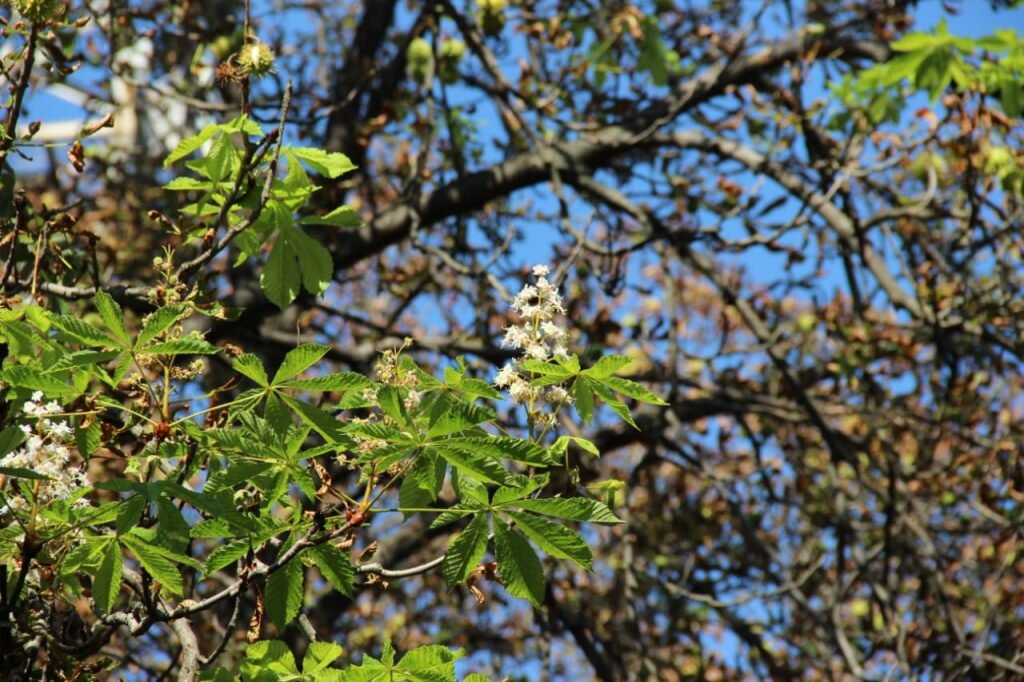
[262,234,301,309]
[142,337,220,356]
[507,512,592,569]
[94,539,122,614]
[95,290,130,345]
[394,645,464,680]
[582,355,633,379]
[600,376,670,406]
[443,436,551,466]
[289,147,357,178]
[120,534,184,596]
[284,371,371,392]
[426,400,496,438]
[272,343,330,384]
[493,523,545,607]
[433,445,509,485]
[50,315,116,348]
[307,543,354,597]
[513,498,623,525]
[442,514,490,586]
[266,555,305,629]
[233,353,270,387]
[136,305,188,346]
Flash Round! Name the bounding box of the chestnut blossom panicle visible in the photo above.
[494,265,575,406]
[0,392,90,515]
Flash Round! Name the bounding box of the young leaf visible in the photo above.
[266,555,304,630]
[591,383,637,429]
[514,498,623,525]
[394,644,464,679]
[233,353,270,387]
[164,125,220,166]
[493,523,546,607]
[426,401,496,438]
[308,543,354,597]
[273,343,330,385]
[284,371,371,392]
[434,445,509,485]
[572,377,595,424]
[287,226,334,297]
[50,315,115,347]
[143,337,220,355]
[301,204,363,228]
[120,534,184,596]
[304,641,345,674]
[443,436,551,466]
[582,355,633,379]
[443,514,490,587]
[137,305,188,346]
[289,147,357,178]
[600,376,669,406]
[95,290,130,346]
[507,512,592,569]
[94,540,123,614]
[262,235,302,309]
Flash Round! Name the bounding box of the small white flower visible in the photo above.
[494,363,519,388]
[31,391,44,402]
[546,386,569,403]
[508,380,533,403]
[532,264,550,277]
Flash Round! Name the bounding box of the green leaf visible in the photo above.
[591,382,637,428]
[395,645,464,679]
[434,446,509,485]
[143,336,220,355]
[95,290,130,346]
[233,353,270,387]
[273,343,330,385]
[451,468,489,506]
[377,385,410,428]
[287,226,335,296]
[205,539,252,575]
[400,452,446,517]
[600,376,668,405]
[515,498,623,525]
[301,204,363,228]
[1,366,78,398]
[137,305,188,346]
[491,474,549,506]
[493,523,545,607]
[443,436,551,466]
[164,125,220,166]
[50,315,115,347]
[285,372,371,392]
[266,555,304,629]
[116,493,147,535]
[583,355,633,379]
[289,147,357,178]
[121,534,184,596]
[0,466,50,480]
[242,640,300,678]
[262,235,302,309]
[279,394,348,442]
[443,514,490,586]
[427,401,496,438]
[508,512,592,569]
[163,176,213,191]
[0,425,25,459]
[308,543,354,597]
[572,377,595,424]
[94,540,122,614]
[520,359,574,377]
[304,641,345,674]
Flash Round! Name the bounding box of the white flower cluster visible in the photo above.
[494,265,574,408]
[0,392,89,514]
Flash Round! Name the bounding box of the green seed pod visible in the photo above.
[407,37,433,83]
[13,0,60,23]
[237,41,276,78]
